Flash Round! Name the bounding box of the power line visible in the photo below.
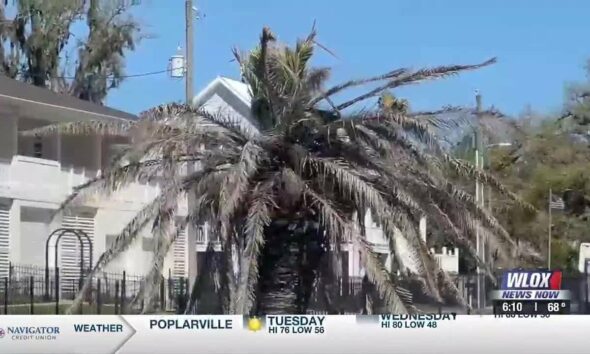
[10,67,177,81]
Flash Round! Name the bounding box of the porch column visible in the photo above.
[11,116,18,157]
[8,200,20,264]
[94,134,102,171]
[0,115,18,160]
[55,132,62,164]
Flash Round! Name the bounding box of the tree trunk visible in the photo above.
[255,218,324,315]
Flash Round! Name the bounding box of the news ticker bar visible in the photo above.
[1,315,590,354]
[493,300,570,315]
[489,289,571,301]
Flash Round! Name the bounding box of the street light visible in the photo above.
[475,141,512,313]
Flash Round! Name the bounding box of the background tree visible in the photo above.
[486,118,590,272]
[0,0,142,103]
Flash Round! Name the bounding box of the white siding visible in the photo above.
[60,213,95,291]
[173,227,188,278]
[0,204,9,278]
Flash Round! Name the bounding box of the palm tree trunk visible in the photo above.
[255,219,324,315]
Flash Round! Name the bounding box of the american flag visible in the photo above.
[549,193,565,210]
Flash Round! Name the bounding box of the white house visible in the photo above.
[193,76,460,276]
[0,76,194,291]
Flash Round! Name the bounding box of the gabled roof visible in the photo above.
[193,76,252,108]
[0,75,137,122]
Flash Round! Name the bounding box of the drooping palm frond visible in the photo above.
[19,119,134,137]
[334,58,498,111]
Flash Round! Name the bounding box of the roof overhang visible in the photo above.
[0,76,137,123]
[193,76,252,108]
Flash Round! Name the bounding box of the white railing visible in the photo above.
[196,225,221,245]
[0,155,162,209]
[431,247,460,274]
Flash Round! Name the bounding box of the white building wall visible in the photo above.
[579,243,590,273]
[348,211,459,276]
[0,113,191,280]
[200,93,258,134]
[19,206,53,266]
[97,207,155,276]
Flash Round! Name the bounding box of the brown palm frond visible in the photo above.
[137,208,183,313]
[310,68,408,106]
[67,165,225,313]
[235,178,275,314]
[335,58,497,111]
[298,155,441,300]
[20,119,133,137]
[218,142,267,241]
[356,237,413,313]
[429,203,496,282]
[444,155,536,213]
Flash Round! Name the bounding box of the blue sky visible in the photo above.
[105,0,590,117]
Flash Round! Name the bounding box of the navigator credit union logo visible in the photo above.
[0,327,5,338]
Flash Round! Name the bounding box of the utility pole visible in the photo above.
[185,0,194,104]
[184,0,198,312]
[474,91,483,313]
[547,188,553,269]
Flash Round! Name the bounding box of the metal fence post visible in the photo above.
[97,278,102,315]
[185,277,189,312]
[29,276,34,315]
[159,279,165,311]
[176,277,186,314]
[44,264,50,301]
[55,267,60,315]
[114,280,120,315]
[3,277,7,315]
[121,271,126,314]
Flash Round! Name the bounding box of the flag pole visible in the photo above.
[548,188,552,269]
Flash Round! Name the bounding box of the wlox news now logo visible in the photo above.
[496,270,569,300]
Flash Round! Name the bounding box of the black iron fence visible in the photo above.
[3,263,589,315]
[0,263,190,315]
[305,272,590,315]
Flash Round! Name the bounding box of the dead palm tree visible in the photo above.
[25,27,534,315]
